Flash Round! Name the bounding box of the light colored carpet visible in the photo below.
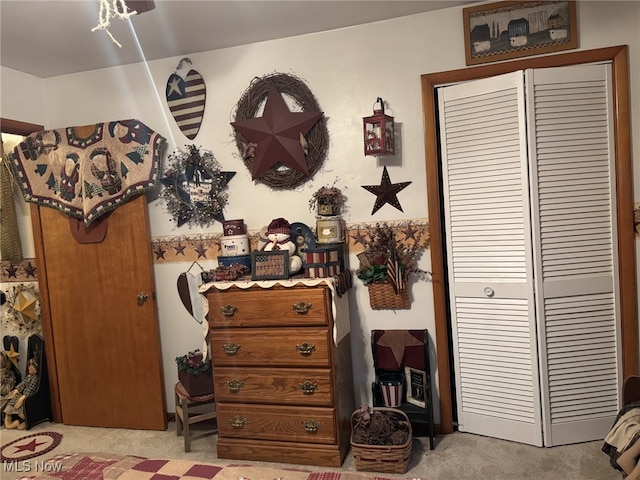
[0,421,620,480]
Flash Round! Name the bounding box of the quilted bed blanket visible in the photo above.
[14,452,417,480]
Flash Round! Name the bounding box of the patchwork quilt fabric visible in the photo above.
[8,120,166,226]
[14,452,417,480]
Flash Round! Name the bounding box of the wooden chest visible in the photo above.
[207,284,354,467]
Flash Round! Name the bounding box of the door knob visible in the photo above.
[137,292,149,305]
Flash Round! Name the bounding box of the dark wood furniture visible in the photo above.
[206,283,354,467]
[23,334,53,430]
[371,329,435,449]
[174,381,217,452]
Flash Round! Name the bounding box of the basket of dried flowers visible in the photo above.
[356,223,428,310]
[350,405,412,474]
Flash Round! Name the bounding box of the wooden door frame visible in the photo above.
[421,45,637,434]
[1,118,62,422]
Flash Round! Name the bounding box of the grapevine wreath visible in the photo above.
[232,72,329,190]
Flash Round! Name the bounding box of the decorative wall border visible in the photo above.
[150,219,430,264]
[6,205,640,283]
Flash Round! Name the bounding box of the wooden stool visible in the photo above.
[174,382,217,452]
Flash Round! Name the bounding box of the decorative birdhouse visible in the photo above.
[363,97,395,156]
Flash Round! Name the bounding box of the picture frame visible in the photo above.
[251,250,290,281]
[463,1,578,66]
[405,366,427,408]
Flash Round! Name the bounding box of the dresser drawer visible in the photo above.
[208,287,329,328]
[211,327,331,367]
[217,402,336,445]
[213,367,333,406]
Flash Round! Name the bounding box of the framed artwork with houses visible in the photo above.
[463,1,578,65]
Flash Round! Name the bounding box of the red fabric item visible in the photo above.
[373,330,426,371]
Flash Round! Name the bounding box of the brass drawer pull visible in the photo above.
[223,343,241,356]
[302,419,321,433]
[220,304,238,317]
[299,380,318,395]
[226,379,244,393]
[230,415,247,429]
[296,342,316,356]
[292,302,312,314]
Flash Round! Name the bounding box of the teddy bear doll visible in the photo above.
[260,217,303,275]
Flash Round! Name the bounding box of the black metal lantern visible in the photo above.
[363,97,395,156]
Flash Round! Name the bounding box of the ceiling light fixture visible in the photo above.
[92,0,155,47]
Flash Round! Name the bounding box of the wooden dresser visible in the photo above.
[206,282,354,467]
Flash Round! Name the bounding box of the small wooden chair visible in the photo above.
[174,382,217,452]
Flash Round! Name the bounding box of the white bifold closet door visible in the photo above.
[438,63,621,447]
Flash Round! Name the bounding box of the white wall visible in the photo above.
[2,1,639,421]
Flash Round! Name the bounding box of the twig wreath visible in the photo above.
[232,73,329,189]
[160,144,234,227]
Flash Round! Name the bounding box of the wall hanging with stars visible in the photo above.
[231,73,329,190]
[160,145,235,228]
[361,166,412,215]
[166,58,207,140]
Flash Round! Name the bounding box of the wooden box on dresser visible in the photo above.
[206,282,354,467]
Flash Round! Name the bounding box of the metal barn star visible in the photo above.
[231,85,323,180]
[361,166,411,215]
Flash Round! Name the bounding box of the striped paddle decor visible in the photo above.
[166,58,206,140]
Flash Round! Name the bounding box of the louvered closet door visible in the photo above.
[438,71,544,446]
[526,64,621,446]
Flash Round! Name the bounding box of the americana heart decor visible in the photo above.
[166,58,206,140]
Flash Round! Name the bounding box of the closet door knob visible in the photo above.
[484,287,495,297]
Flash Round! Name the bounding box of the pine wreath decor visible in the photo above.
[232,73,329,189]
[160,144,235,227]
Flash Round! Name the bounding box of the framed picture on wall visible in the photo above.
[463,1,578,65]
[251,250,290,281]
[405,366,427,408]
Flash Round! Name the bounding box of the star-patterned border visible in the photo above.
[149,219,429,264]
[0,221,429,272]
[6,205,640,275]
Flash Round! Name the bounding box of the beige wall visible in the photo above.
[1,1,639,418]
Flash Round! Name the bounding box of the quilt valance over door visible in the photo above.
[8,119,166,226]
[438,63,621,447]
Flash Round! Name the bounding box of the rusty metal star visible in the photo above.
[231,85,323,179]
[362,166,411,215]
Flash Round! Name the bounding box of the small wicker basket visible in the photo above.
[367,282,410,310]
[350,407,412,474]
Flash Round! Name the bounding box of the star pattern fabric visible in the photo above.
[231,85,323,179]
[361,166,411,215]
[13,438,47,453]
[376,330,423,369]
[51,456,117,480]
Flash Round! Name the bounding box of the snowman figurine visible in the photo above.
[260,217,303,275]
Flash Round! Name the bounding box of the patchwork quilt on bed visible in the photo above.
[14,452,418,480]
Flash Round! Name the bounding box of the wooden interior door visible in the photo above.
[32,194,167,429]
